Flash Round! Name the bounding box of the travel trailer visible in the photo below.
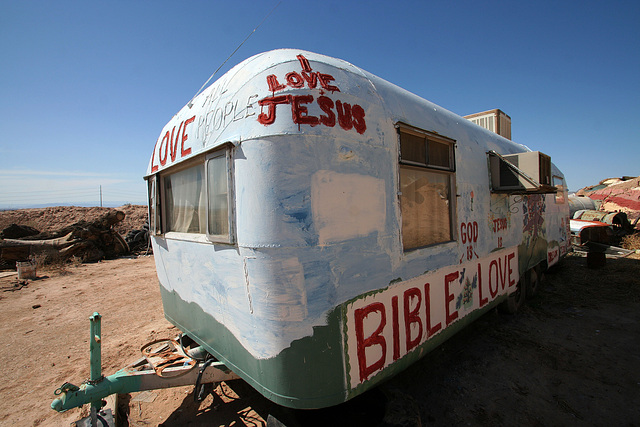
[143,49,570,409]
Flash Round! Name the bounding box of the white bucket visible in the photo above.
[17,261,37,280]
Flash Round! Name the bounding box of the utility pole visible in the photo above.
[100,185,103,207]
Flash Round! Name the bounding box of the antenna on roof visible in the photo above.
[187,1,282,108]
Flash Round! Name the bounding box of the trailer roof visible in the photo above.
[147,49,536,176]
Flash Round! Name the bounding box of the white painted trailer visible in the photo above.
[144,49,570,409]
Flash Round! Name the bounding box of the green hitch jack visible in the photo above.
[51,312,113,426]
[89,312,102,383]
[89,312,104,426]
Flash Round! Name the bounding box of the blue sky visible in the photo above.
[1,0,638,209]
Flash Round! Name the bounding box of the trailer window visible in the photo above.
[206,151,232,242]
[399,126,454,170]
[397,125,456,250]
[147,175,161,235]
[159,148,233,242]
[164,164,206,233]
[553,175,566,204]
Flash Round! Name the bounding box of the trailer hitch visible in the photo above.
[54,382,80,395]
[51,312,241,417]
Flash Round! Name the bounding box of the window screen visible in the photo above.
[400,167,452,249]
[399,128,453,171]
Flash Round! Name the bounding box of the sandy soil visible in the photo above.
[0,256,172,427]
[0,251,638,426]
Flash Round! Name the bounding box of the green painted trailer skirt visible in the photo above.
[159,285,505,409]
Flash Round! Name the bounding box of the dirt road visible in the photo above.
[0,253,638,426]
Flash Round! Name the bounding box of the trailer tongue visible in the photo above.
[51,312,239,424]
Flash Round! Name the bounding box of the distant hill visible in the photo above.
[0,201,147,211]
[0,205,148,236]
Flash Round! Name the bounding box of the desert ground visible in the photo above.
[0,206,639,426]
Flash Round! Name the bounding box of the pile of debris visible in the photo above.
[576,176,640,229]
[0,210,131,268]
[569,176,640,262]
[124,221,151,253]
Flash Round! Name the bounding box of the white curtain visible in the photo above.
[165,166,206,233]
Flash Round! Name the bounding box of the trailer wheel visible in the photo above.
[526,265,543,298]
[499,279,525,314]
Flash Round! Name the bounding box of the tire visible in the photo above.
[526,265,543,298]
[499,279,526,314]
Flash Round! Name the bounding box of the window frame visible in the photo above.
[553,175,566,204]
[397,123,456,172]
[147,174,161,236]
[205,147,235,244]
[396,123,457,251]
[146,144,235,245]
[160,156,207,235]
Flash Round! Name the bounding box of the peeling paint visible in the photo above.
[311,170,386,245]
